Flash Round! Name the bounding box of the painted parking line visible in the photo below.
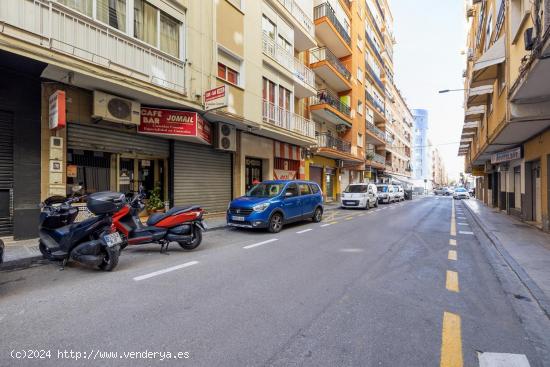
[478,352,530,367]
[243,238,278,249]
[133,261,199,281]
[446,270,459,292]
[448,250,457,261]
[440,311,463,367]
[449,239,457,246]
[296,229,313,234]
[457,216,466,220]
[459,231,474,235]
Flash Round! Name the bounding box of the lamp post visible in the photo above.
[438,88,466,93]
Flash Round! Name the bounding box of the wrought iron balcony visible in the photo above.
[310,47,351,81]
[366,122,386,141]
[317,133,351,153]
[365,32,384,65]
[365,62,385,91]
[313,2,351,45]
[310,90,351,117]
[372,153,386,165]
[262,100,316,138]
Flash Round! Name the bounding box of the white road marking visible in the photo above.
[296,229,313,234]
[375,209,381,212]
[457,216,466,219]
[478,352,530,367]
[458,223,469,226]
[320,223,332,227]
[243,238,278,249]
[459,231,474,235]
[133,261,199,281]
[340,248,364,253]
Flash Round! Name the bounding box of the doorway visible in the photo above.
[119,157,166,199]
[245,158,263,191]
[325,168,335,201]
[492,173,499,208]
[0,110,13,235]
[531,161,542,223]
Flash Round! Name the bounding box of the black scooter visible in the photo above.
[39,191,126,271]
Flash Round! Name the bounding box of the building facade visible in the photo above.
[431,147,448,187]
[412,109,431,190]
[460,0,550,232]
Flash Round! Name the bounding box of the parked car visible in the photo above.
[341,183,379,209]
[453,187,470,200]
[227,180,324,233]
[435,187,453,196]
[393,185,405,202]
[376,184,396,203]
[0,238,4,264]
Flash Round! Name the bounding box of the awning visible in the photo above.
[472,37,505,83]
[467,85,493,107]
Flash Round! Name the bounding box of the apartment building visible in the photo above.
[432,148,448,187]
[384,85,413,180]
[460,0,550,231]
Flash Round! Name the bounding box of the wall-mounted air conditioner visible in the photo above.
[93,91,140,125]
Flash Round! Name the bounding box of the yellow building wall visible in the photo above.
[307,155,339,200]
[523,129,550,228]
[216,0,244,56]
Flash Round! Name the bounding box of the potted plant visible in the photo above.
[366,152,375,161]
[146,184,165,214]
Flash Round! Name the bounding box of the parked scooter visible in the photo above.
[113,189,206,253]
[39,189,126,271]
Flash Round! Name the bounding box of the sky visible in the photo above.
[391,0,467,182]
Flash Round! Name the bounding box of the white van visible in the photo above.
[341,183,379,209]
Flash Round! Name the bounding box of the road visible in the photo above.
[0,196,547,366]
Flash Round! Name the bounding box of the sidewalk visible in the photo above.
[463,199,550,316]
[1,203,343,269]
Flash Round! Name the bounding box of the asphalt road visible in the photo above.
[0,196,548,367]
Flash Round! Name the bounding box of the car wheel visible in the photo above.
[268,212,283,233]
[364,200,370,210]
[374,200,379,208]
[312,207,323,222]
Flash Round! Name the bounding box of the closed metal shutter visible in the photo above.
[0,110,14,235]
[68,123,169,157]
[173,142,232,213]
[309,166,322,186]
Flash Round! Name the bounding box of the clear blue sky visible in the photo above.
[392,0,467,181]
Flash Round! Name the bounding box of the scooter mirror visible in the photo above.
[71,185,83,193]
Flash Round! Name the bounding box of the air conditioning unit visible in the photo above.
[215,122,236,151]
[93,91,140,125]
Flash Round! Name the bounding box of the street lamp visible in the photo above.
[438,88,466,93]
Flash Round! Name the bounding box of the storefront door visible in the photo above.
[325,168,335,201]
[532,161,542,223]
[246,158,263,191]
[0,110,14,235]
[119,158,165,198]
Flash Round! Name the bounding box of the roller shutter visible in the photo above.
[0,110,13,235]
[173,141,232,213]
[68,123,169,157]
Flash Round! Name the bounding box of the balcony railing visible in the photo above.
[365,32,384,65]
[262,33,315,90]
[310,47,351,81]
[366,122,385,141]
[0,0,186,94]
[317,133,351,153]
[365,62,385,91]
[262,100,316,138]
[277,0,314,36]
[371,153,386,165]
[313,2,351,45]
[310,90,351,116]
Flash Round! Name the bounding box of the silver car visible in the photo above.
[376,184,396,204]
[341,183,379,209]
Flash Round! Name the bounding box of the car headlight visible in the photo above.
[252,202,270,212]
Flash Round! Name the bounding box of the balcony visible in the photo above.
[262,100,316,140]
[310,90,352,127]
[262,33,316,98]
[0,0,185,94]
[317,133,351,153]
[309,47,352,92]
[313,2,352,57]
[366,122,386,144]
[365,32,384,65]
[365,62,385,91]
[275,0,316,50]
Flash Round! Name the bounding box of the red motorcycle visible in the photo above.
[113,191,206,253]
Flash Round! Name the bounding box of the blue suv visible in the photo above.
[227,180,324,233]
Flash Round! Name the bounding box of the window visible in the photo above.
[285,183,300,197]
[160,13,180,57]
[134,0,157,46]
[309,183,320,194]
[58,0,93,16]
[357,133,364,148]
[97,0,127,31]
[278,35,292,54]
[262,15,276,40]
[262,77,276,104]
[299,184,312,196]
[357,35,363,51]
[357,100,363,115]
[357,67,363,83]
[484,9,493,51]
[279,86,292,111]
[218,63,239,85]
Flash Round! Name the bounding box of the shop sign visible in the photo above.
[139,108,212,145]
[274,169,296,180]
[490,147,521,164]
[49,90,66,130]
[119,173,130,186]
[204,86,227,111]
[471,166,485,176]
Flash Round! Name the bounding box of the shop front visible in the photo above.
[307,155,338,202]
[235,133,274,196]
[273,141,305,181]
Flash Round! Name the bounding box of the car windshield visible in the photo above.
[345,185,368,193]
[377,185,388,192]
[246,183,284,198]
[456,188,467,192]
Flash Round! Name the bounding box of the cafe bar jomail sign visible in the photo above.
[139,107,212,145]
[490,147,521,164]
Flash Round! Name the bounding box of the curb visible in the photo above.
[462,200,550,319]
[0,255,45,271]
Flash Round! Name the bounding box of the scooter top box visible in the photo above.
[87,192,125,215]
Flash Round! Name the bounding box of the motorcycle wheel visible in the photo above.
[39,241,52,260]
[178,228,202,251]
[98,246,120,271]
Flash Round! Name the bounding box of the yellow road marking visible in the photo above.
[345,216,353,221]
[440,312,463,367]
[448,250,457,261]
[450,200,456,236]
[446,270,459,292]
[449,239,457,246]
[358,213,365,217]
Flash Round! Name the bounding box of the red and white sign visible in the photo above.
[274,141,301,160]
[139,107,212,145]
[204,86,228,111]
[49,90,66,130]
[274,169,297,180]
